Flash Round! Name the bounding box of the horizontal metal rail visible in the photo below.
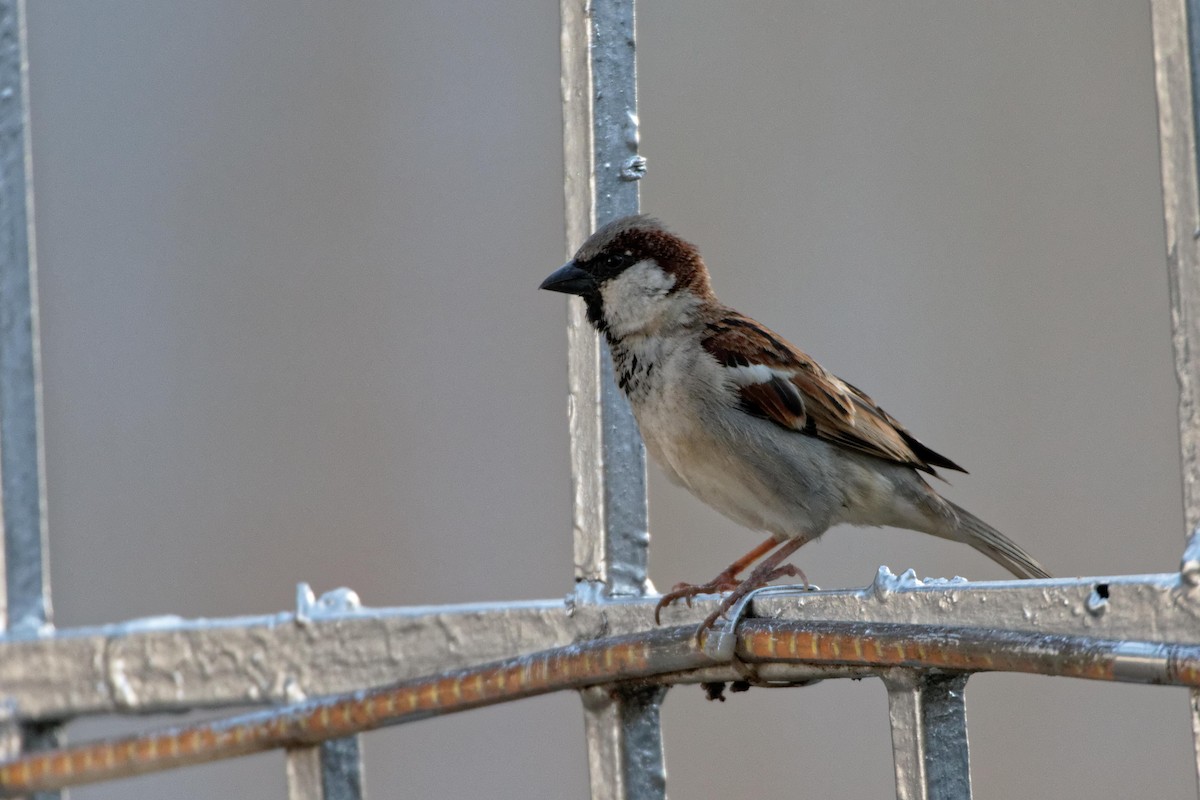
[0,568,1195,722]
[3,598,1200,796]
[0,562,1197,795]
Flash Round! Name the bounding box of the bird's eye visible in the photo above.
[592,250,636,279]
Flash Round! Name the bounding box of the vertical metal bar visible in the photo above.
[882,670,972,800]
[0,3,61,798]
[1151,0,1200,793]
[0,703,18,764]
[1154,0,1200,533]
[285,740,364,800]
[318,738,363,800]
[0,0,49,637]
[561,0,651,598]
[286,747,324,800]
[287,588,365,799]
[580,686,669,799]
[560,1,664,798]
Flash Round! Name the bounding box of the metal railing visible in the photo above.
[1,1,1199,798]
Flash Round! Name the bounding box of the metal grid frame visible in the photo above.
[2,1,1200,798]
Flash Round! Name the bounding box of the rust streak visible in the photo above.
[68,751,88,777]
[49,754,71,778]
[336,702,352,730]
[360,695,379,724]
[865,637,881,662]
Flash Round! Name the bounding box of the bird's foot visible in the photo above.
[653,571,741,624]
[695,564,809,640]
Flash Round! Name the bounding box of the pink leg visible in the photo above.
[654,536,780,624]
[696,536,810,635]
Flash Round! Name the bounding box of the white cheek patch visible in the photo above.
[602,260,676,300]
[600,260,678,335]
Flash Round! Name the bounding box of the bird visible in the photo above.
[540,214,1051,632]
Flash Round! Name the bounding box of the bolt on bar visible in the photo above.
[560,1,667,798]
[1151,0,1200,794]
[0,1,61,796]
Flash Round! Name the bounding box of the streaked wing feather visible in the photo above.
[736,374,812,432]
[703,311,965,475]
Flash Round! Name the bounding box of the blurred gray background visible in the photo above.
[24,2,1188,798]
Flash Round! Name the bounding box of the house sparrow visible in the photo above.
[541,215,1051,630]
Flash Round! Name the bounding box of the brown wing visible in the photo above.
[701,312,965,475]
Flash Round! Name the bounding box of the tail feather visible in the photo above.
[945,501,1051,580]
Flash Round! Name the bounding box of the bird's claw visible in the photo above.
[653,573,740,624]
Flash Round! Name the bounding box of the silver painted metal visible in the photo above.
[286,740,364,800]
[289,586,365,800]
[1194,691,1200,794]
[0,0,49,640]
[882,670,972,800]
[286,747,325,800]
[1184,528,1200,585]
[748,568,1200,642]
[1152,0,1200,531]
[4,569,1200,722]
[581,686,668,798]
[1151,0,1200,790]
[0,705,16,765]
[0,3,59,796]
[317,738,364,800]
[0,598,575,720]
[560,0,665,797]
[560,0,650,598]
[17,614,1200,797]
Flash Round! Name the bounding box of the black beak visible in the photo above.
[539,261,596,295]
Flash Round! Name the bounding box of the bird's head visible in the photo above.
[540,215,712,338]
